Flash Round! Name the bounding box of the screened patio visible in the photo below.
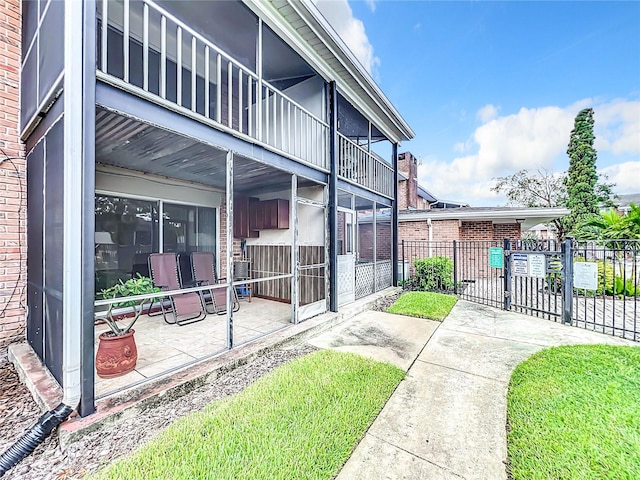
[93,107,328,396]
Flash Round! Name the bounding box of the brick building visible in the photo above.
[0,0,25,346]
[396,151,569,244]
[1,0,417,421]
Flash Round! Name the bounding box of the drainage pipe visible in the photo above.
[0,1,85,475]
[0,404,73,476]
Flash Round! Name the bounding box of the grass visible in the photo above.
[386,291,457,320]
[507,345,640,480]
[93,350,405,480]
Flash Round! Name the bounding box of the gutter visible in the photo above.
[399,207,571,222]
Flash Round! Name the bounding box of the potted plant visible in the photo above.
[95,274,160,378]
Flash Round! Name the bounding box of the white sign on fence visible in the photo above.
[574,262,598,290]
[528,254,546,278]
[513,253,528,275]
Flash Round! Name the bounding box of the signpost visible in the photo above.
[574,262,598,290]
[489,247,503,268]
[512,253,528,275]
[528,254,546,278]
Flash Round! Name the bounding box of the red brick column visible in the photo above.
[0,0,25,346]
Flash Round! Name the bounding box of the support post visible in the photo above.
[561,237,574,325]
[291,174,298,323]
[453,240,458,295]
[503,238,511,311]
[401,240,405,289]
[328,81,338,312]
[226,151,234,347]
[79,0,97,417]
[391,142,399,286]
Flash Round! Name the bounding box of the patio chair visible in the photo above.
[191,251,239,315]
[148,253,206,326]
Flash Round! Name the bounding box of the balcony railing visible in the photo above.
[97,0,329,170]
[338,133,394,198]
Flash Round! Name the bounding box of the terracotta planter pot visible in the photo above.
[96,330,138,379]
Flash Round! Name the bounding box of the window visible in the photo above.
[95,194,216,296]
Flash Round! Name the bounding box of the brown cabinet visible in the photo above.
[250,198,264,231]
[233,196,259,239]
[262,199,289,229]
[234,197,289,237]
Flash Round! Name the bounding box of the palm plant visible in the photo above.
[98,274,161,336]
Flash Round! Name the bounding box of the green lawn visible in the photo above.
[507,345,640,480]
[93,350,404,480]
[387,291,457,320]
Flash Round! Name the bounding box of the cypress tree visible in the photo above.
[564,108,599,234]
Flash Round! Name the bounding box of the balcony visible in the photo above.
[338,133,394,199]
[96,0,394,198]
[97,0,329,171]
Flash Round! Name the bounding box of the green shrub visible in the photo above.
[100,274,160,308]
[549,258,637,297]
[605,276,638,296]
[409,256,454,292]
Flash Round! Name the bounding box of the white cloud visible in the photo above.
[476,104,500,123]
[365,0,376,13]
[453,142,466,154]
[600,161,640,194]
[593,99,640,155]
[315,0,380,76]
[418,98,640,206]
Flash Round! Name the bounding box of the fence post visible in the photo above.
[503,238,511,311]
[401,240,406,289]
[453,240,458,295]
[561,238,574,325]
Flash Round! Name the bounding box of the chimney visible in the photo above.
[398,152,418,209]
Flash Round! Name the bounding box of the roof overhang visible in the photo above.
[417,186,437,203]
[245,0,415,144]
[399,207,570,230]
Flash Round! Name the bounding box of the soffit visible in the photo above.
[246,0,415,144]
[95,108,313,195]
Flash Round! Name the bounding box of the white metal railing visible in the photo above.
[338,133,394,198]
[97,0,329,170]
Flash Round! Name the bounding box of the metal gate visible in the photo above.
[503,239,569,323]
[401,239,639,342]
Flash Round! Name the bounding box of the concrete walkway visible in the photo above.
[308,299,638,480]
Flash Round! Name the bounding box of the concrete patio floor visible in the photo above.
[8,288,400,448]
[309,299,639,480]
[94,297,291,398]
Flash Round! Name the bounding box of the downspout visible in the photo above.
[0,2,85,475]
[427,218,433,257]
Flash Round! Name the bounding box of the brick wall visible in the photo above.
[460,220,493,241]
[0,0,25,347]
[398,219,461,244]
[492,223,521,243]
[398,180,408,211]
[398,152,418,210]
[218,197,242,279]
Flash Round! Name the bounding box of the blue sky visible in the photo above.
[316,0,640,206]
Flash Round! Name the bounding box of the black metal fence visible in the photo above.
[400,239,639,342]
[571,240,639,340]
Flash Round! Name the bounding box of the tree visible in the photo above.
[492,168,566,208]
[491,168,569,239]
[564,108,603,234]
[491,167,615,241]
[576,204,640,242]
